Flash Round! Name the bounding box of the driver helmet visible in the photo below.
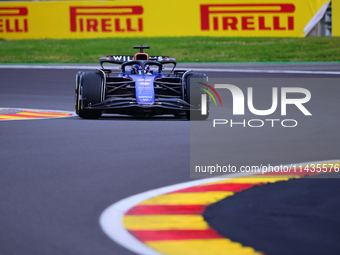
[131,64,142,74]
[144,65,150,74]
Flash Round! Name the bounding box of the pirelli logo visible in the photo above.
[201,4,295,31]
[70,6,143,33]
[0,7,28,33]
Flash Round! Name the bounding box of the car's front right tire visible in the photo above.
[184,72,209,120]
[76,71,103,119]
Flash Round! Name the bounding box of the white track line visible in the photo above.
[0,64,340,75]
[190,68,340,75]
[99,159,340,255]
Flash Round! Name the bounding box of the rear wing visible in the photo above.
[100,55,177,68]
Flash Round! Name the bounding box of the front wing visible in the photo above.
[83,97,200,116]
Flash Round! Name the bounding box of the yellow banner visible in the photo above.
[333,0,339,36]
[0,0,331,39]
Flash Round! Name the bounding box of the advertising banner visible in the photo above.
[0,0,333,39]
[333,0,340,36]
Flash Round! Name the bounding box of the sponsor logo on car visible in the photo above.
[70,6,143,33]
[108,56,135,61]
[0,7,28,33]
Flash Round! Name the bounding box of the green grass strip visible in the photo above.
[0,37,339,63]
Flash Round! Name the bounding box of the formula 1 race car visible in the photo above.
[75,46,209,120]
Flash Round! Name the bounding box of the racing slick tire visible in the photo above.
[76,71,103,119]
[75,71,83,115]
[184,72,209,120]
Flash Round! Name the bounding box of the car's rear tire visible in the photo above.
[76,71,103,119]
[184,72,209,120]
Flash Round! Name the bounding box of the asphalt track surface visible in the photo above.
[0,63,340,255]
[205,178,340,255]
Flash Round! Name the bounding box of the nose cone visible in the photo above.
[132,76,156,104]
